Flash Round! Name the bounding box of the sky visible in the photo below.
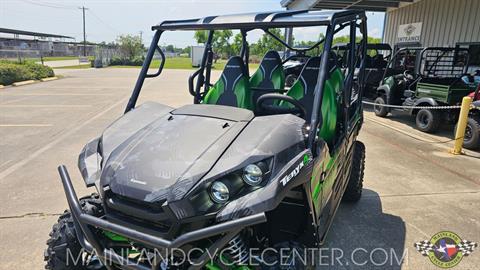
[0,0,385,47]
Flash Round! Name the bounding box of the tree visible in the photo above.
[213,30,233,58]
[194,30,209,44]
[165,44,175,52]
[193,30,233,59]
[250,28,284,56]
[116,34,144,60]
[231,33,244,55]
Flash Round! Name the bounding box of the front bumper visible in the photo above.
[58,165,267,270]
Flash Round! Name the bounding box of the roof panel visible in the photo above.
[153,9,365,31]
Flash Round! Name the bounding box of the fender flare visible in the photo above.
[376,85,390,102]
[410,97,438,115]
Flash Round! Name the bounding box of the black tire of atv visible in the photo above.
[263,241,315,270]
[374,96,388,117]
[456,117,480,150]
[343,141,365,203]
[415,109,441,133]
[45,194,104,270]
[285,74,297,88]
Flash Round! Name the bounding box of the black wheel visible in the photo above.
[374,96,388,117]
[343,141,365,202]
[415,109,441,133]
[285,74,297,87]
[456,116,480,150]
[262,241,315,270]
[45,194,105,270]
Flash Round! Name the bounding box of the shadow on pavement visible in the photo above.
[320,189,406,270]
[363,105,455,139]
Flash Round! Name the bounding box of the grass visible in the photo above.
[109,57,259,71]
[54,64,91,69]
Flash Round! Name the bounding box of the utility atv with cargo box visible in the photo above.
[375,47,474,133]
[45,10,368,270]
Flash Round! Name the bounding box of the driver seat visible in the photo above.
[284,55,344,145]
[249,51,285,104]
[203,56,253,110]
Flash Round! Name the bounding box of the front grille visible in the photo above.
[104,191,177,236]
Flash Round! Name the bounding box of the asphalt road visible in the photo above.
[0,68,479,269]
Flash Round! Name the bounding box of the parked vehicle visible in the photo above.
[375,47,474,133]
[334,43,392,98]
[459,85,480,149]
[45,10,368,270]
[403,47,473,133]
[373,47,423,117]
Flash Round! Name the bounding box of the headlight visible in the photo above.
[210,181,230,203]
[242,164,264,186]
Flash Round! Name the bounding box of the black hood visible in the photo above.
[99,103,252,203]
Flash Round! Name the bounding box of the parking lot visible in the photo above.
[0,68,479,269]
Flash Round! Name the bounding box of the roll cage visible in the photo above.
[125,9,367,150]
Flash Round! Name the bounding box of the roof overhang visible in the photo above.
[281,0,414,12]
[0,28,74,39]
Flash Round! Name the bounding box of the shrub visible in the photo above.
[109,57,144,66]
[0,60,54,85]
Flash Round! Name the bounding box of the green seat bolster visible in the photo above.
[203,79,225,105]
[249,68,264,88]
[319,68,344,144]
[233,77,253,110]
[271,66,286,90]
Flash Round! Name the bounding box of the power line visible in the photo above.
[20,0,77,10]
[87,9,121,35]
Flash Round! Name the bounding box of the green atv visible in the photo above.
[374,47,422,117]
[403,47,474,133]
[44,10,369,270]
[376,47,474,133]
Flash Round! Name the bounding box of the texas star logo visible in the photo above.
[414,231,477,268]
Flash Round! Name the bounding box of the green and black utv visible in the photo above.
[45,10,369,270]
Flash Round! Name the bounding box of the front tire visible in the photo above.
[343,141,365,202]
[374,96,388,117]
[45,194,104,270]
[415,109,441,133]
[457,116,480,150]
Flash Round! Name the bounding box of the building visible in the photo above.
[281,0,480,69]
[0,28,96,59]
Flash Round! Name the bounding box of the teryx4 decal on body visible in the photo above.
[280,154,311,186]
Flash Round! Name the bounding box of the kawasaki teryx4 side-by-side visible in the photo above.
[45,10,368,270]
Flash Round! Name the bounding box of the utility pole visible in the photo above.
[79,6,89,56]
[139,31,143,42]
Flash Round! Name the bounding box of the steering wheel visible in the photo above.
[403,70,415,81]
[256,93,307,118]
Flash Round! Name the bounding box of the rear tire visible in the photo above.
[343,141,365,202]
[415,109,441,133]
[456,116,480,150]
[45,194,104,270]
[374,96,388,117]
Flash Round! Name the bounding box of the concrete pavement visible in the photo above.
[0,68,478,269]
